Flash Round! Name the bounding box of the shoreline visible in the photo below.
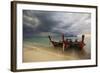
[23,42,91,63]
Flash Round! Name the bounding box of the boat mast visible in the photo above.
[82,35,85,43]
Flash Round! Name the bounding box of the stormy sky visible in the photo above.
[23,10,91,38]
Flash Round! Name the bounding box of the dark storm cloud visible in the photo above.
[33,12,59,32]
[23,10,61,37]
[23,10,57,31]
[23,24,34,38]
[23,10,91,38]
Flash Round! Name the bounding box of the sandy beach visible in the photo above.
[22,10,91,63]
[23,42,90,63]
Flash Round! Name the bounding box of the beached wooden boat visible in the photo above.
[48,34,85,51]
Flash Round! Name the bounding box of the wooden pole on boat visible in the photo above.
[48,35,55,47]
[79,35,85,49]
[62,34,65,52]
[48,35,52,42]
[82,35,85,43]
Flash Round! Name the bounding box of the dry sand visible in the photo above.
[23,42,90,63]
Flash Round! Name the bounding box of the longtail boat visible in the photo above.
[48,34,85,51]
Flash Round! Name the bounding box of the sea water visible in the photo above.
[23,36,91,53]
[23,36,91,54]
[23,36,77,47]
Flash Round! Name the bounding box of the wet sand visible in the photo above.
[23,42,90,62]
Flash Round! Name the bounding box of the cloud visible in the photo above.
[23,10,91,38]
[23,10,40,28]
[51,12,91,35]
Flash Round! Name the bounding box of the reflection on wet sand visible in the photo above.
[23,43,90,62]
